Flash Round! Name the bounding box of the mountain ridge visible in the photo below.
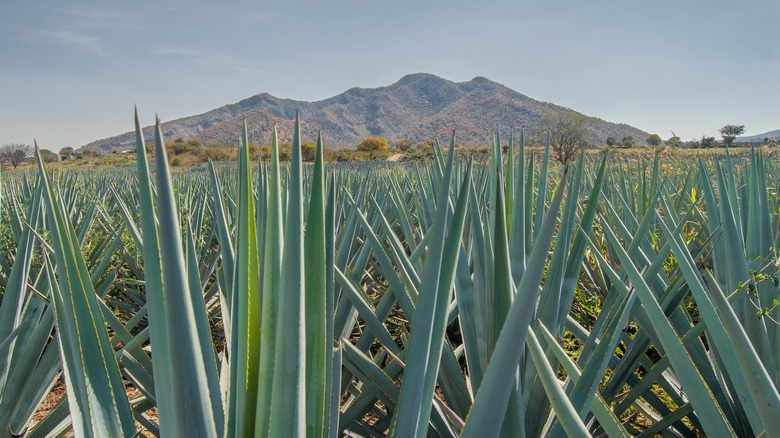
[82,73,650,152]
[737,129,779,143]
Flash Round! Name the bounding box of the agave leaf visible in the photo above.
[268,113,307,437]
[36,147,136,437]
[0,177,51,434]
[532,135,551,240]
[488,158,524,437]
[390,136,471,437]
[25,396,71,438]
[304,132,328,437]
[525,330,590,437]
[660,216,777,436]
[538,149,586,332]
[508,129,526,284]
[149,118,222,436]
[255,126,285,436]
[133,110,175,435]
[599,214,735,437]
[209,159,235,326]
[535,323,631,438]
[555,153,608,335]
[462,167,567,438]
[225,122,262,437]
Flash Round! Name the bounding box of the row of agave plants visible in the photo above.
[0,111,778,437]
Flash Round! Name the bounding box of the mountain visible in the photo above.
[736,129,780,143]
[82,73,650,152]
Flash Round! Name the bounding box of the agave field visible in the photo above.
[0,112,779,437]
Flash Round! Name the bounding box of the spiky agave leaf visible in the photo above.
[35,146,136,438]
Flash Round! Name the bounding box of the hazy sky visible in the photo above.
[2,0,778,149]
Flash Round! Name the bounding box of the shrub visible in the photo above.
[356,137,389,152]
[395,139,412,151]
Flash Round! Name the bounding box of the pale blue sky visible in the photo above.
[2,0,778,149]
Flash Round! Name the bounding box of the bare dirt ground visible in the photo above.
[31,380,158,437]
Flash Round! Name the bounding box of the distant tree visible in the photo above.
[719,124,745,147]
[259,146,272,161]
[665,134,682,148]
[1,143,34,168]
[301,142,317,162]
[605,137,617,147]
[700,136,717,148]
[646,134,663,147]
[395,139,412,152]
[686,138,701,149]
[243,143,260,161]
[356,137,389,152]
[204,147,234,162]
[763,136,776,146]
[279,143,292,162]
[170,141,193,155]
[621,136,635,148]
[59,146,74,156]
[414,143,434,153]
[39,149,59,163]
[535,112,589,165]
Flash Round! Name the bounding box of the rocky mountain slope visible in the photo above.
[83,73,649,152]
